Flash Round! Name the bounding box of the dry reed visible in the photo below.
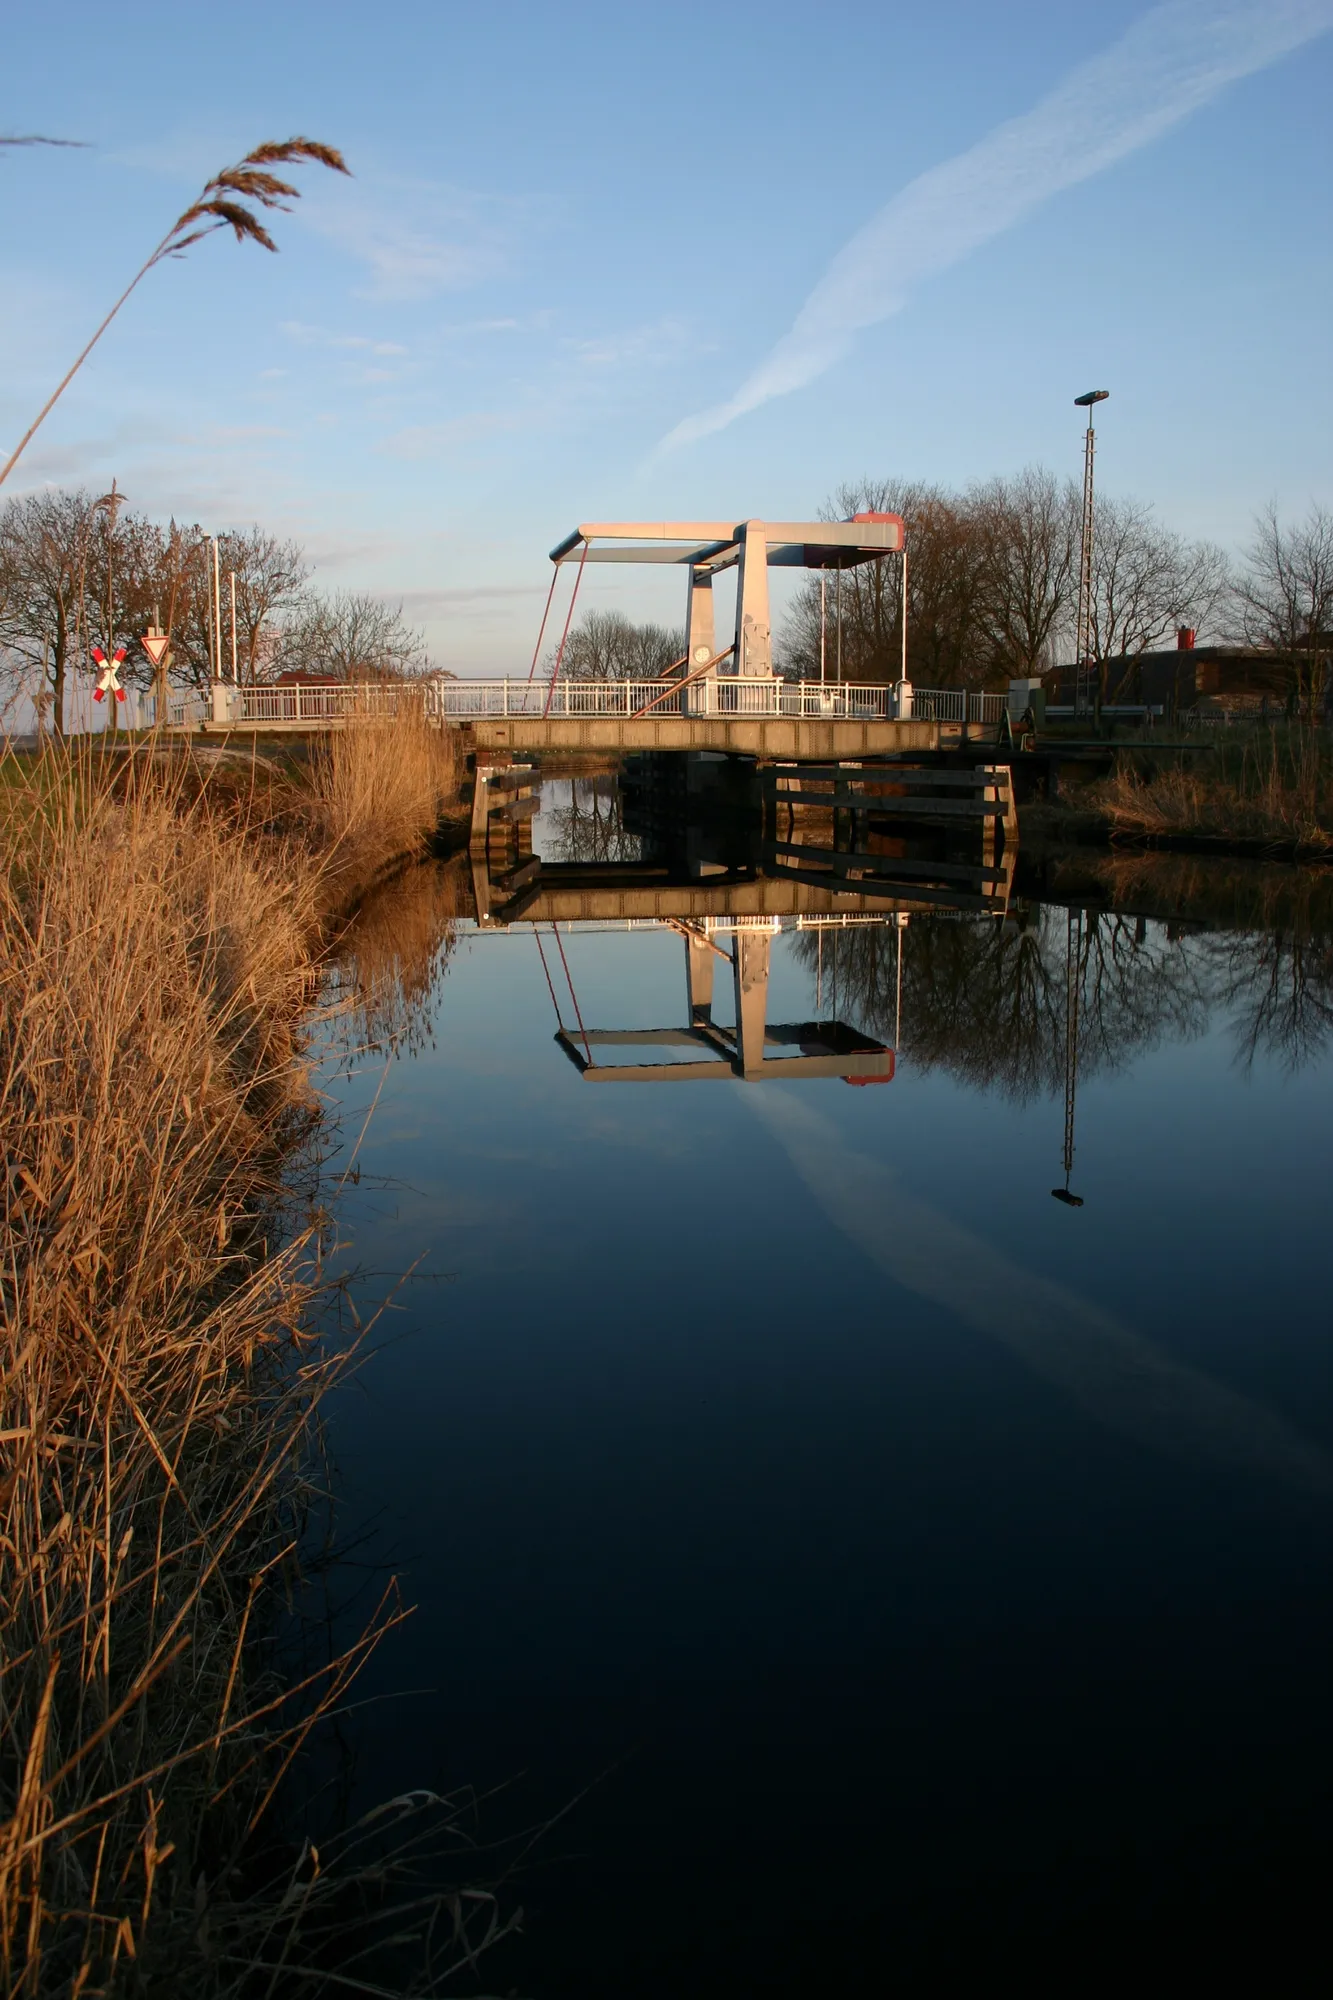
[300,693,463,908]
[1088,727,1333,854]
[0,724,496,1995]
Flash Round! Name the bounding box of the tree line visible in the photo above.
[0,486,430,732]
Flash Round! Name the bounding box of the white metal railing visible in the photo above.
[152,677,1010,729]
[432,678,1007,723]
[168,692,207,727]
[907,688,1008,725]
[234,682,414,724]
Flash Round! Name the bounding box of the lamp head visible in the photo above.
[1074,390,1109,407]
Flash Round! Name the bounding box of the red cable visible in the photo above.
[552,925,592,1064]
[534,932,564,1029]
[525,564,561,686]
[543,539,590,719]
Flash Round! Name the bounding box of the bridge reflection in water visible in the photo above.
[544,919,899,1084]
[463,765,968,1082]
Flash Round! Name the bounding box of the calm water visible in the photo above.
[315,781,1333,1994]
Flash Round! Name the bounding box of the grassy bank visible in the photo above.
[1037,728,1333,859]
[0,715,504,1995]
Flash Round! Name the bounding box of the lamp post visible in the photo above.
[1073,390,1109,721]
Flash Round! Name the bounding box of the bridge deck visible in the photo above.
[468,715,956,757]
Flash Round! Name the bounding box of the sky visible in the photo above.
[3,0,1331,673]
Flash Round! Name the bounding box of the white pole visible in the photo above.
[211,537,222,682]
[895,915,904,1050]
[901,549,908,683]
[820,571,826,687]
[229,570,238,684]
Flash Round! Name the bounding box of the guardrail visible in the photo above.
[436,679,1008,723]
[154,678,1011,728]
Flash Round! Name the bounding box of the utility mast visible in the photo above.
[1074,390,1109,719]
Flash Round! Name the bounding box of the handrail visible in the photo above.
[147,677,1010,729]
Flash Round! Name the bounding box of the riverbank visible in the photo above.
[1023,727,1333,860]
[0,715,491,1995]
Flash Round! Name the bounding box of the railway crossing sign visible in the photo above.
[142,629,169,668]
[91,644,128,703]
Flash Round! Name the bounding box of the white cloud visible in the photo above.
[657,0,1333,451]
[376,411,525,459]
[396,583,547,611]
[302,180,516,302]
[280,320,408,355]
[566,318,698,369]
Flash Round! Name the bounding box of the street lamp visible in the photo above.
[1073,390,1109,721]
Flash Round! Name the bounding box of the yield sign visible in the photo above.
[142,630,169,668]
[91,645,128,703]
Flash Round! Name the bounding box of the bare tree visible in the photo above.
[0,489,194,725]
[782,479,991,687]
[273,591,428,681]
[971,465,1079,678]
[1080,495,1228,705]
[0,488,111,732]
[1232,503,1333,718]
[222,530,308,682]
[545,609,683,681]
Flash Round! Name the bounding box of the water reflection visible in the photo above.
[318,779,1333,1998]
[548,922,896,1083]
[460,775,1333,1094]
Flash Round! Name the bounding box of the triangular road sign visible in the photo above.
[142,631,169,667]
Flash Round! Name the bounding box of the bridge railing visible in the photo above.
[159,678,1010,728]
[431,679,1009,723]
[909,688,1008,725]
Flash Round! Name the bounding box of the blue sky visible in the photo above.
[3,0,1330,671]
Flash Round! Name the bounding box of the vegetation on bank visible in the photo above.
[0,714,508,1997]
[1054,728,1333,857]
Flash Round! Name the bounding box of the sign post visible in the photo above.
[142,626,170,725]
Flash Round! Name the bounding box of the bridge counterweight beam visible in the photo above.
[734,522,773,678]
[732,928,772,1077]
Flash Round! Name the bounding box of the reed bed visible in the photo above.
[1088,727,1333,855]
[300,695,464,908]
[0,724,503,1995]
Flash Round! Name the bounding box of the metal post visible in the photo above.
[1076,426,1095,717]
[1052,907,1085,1206]
[901,549,908,682]
[229,570,238,684]
[820,570,826,687]
[211,538,222,683]
[895,914,904,1051]
[104,482,119,735]
[1074,391,1108,720]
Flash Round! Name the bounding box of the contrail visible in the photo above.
[747,1089,1332,1498]
[656,0,1333,453]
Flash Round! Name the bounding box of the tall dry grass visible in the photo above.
[300,694,464,907]
[0,729,502,1995]
[1090,727,1333,854]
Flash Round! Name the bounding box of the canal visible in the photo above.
[311,777,1333,1994]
